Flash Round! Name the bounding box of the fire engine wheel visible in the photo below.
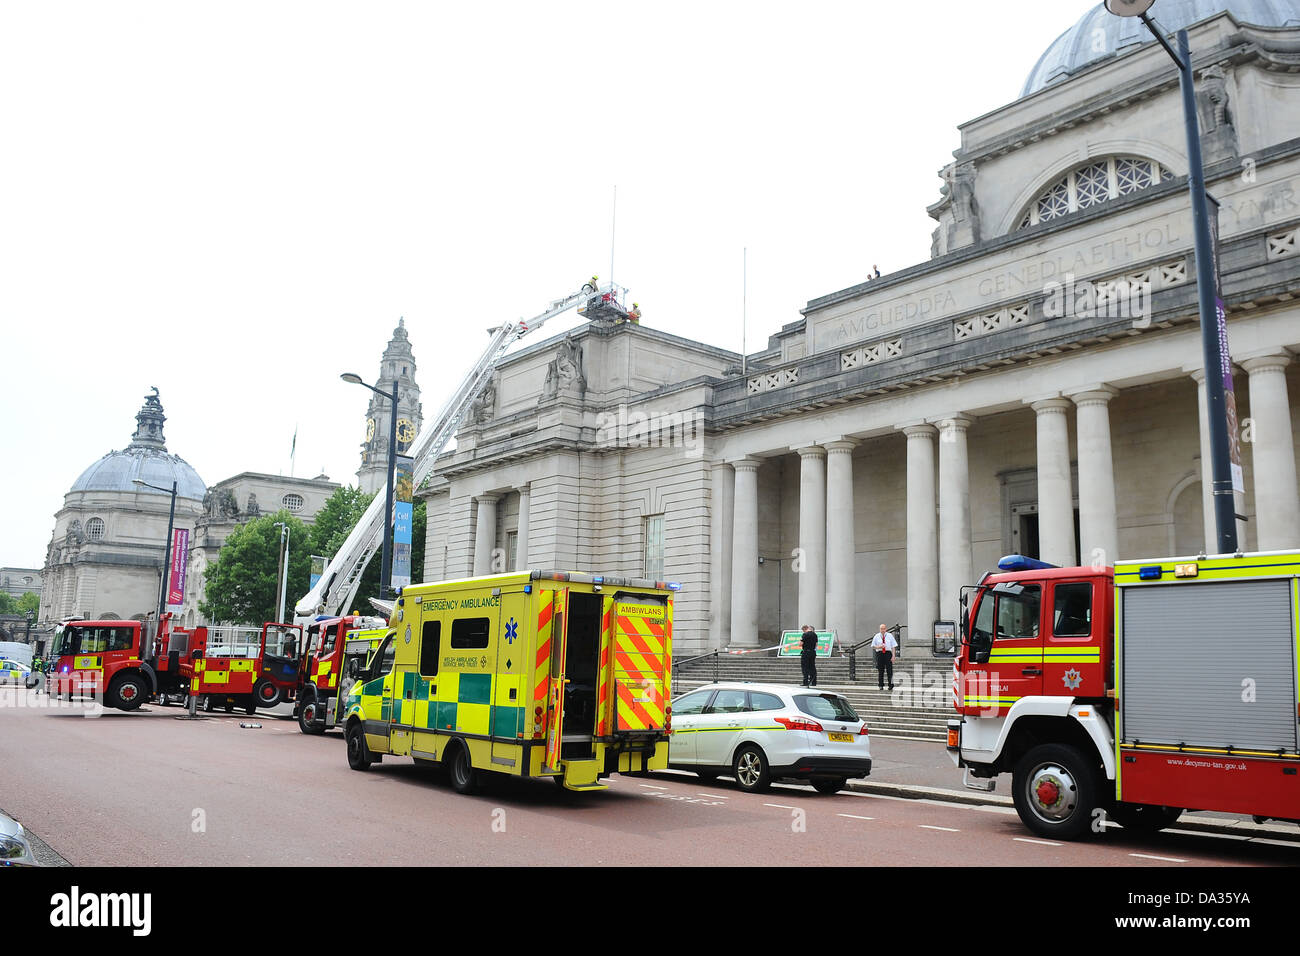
[448,743,482,795]
[298,697,326,735]
[1012,744,1101,841]
[107,674,147,712]
[732,745,771,793]
[1107,802,1183,833]
[201,696,214,713]
[223,701,234,713]
[345,722,372,771]
[253,680,282,708]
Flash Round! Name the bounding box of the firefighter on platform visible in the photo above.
[628,302,641,324]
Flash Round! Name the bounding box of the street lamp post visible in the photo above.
[1103,0,1239,554]
[133,478,179,625]
[341,372,400,598]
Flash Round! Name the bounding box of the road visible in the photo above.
[2,686,1297,867]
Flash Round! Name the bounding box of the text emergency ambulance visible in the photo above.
[342,570,676,793]
[945,550,1300,839]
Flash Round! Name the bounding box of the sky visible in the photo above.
[0,0,1099,568]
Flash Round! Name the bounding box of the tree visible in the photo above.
[309,486,375,558]
[201,511,311,625]
[17,592,39,618]
[0,593,17,615]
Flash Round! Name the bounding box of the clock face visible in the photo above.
[365,418,376,442]
[396,418,416,446]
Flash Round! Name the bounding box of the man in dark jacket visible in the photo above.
[800,625,819,687]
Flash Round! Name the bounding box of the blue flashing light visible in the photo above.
[523,584,532,594]
[666,582,682,591]
[593,576,604,585]
[996,554,1059,572]
[1139,566,1163,580]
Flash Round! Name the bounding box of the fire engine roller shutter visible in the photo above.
[1121,579,1296,753]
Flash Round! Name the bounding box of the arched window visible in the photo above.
[86,517,106,540]
[1017,157,1172,229]
[282,493,305,512]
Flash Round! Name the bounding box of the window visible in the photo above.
[1053,582,1092,637]
[644,514,664,580]
[672,690,713,715]
[794,694,860,721]
[506,531,518,572]
[996,584,1041,640]
[749,692,784,712]
[1017,157,1171,229]
[705,689,749,714]
[86,517,105,540]
[282,494,304,512]
[420,620,442,676]
[375,635,396,677]
[450,617,490,649]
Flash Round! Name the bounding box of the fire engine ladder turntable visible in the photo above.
[295,282,631,620]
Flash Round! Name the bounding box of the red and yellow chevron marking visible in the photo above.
[596,596,614,736]
[665,596,673,701]
[532,591,555,738]
[613,606,667,731]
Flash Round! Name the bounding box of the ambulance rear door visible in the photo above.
[611,593,669,736]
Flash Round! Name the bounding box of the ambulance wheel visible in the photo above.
[346,721,372,771]
[733,745,771,793]
[1012,744,1100,841]
[253,680,282,708]
[448,743,481,795]
[1108,802,1182,833]
[107,674,147,712]
[298,695,326,735]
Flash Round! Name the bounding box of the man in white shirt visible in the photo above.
[871,624,898,691]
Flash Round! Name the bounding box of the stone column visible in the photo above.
[515,485,530,570]
[709,462,735,650]
[1031,398,1077,567]
[903,424,938,650]
[1070,387,1119,568]
[1190,367,1248,550]
[473,494,499,576]
[729,459,761,647]
[796,446,827,629]
[1242,354,1300,550]
[824,440,858,646]
[937,416,973,623]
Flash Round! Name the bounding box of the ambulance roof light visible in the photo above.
[996,555,1059,572]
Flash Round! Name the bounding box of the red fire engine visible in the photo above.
[945,550,1300,839]
[293,614,387,734]
[48,614,302,714]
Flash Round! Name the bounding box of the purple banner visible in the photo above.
[167,528,189,606]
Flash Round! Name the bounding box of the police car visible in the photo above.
[0,658,32,685]
[668,682,871,794]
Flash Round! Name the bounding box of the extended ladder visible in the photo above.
[295,282,625,619]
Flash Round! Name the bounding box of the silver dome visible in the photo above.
[70,447,206,501]
[68,388,206,501]
[1022,0,1300,97]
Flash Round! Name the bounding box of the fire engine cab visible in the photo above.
[945,550,1300,840]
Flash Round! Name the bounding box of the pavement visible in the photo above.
[851,734,1300,842]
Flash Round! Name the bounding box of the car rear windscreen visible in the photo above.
[794,694,859,722]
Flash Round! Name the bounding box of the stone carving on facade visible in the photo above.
[927,161,981,257]
[204,488,240,518]
[470,378,497,424]
[542,335,587,399]
[65,520,84,547]
[246,493,260,516]
[1197,64,1238,164]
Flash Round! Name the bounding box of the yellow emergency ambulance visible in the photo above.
[341,570,676,793]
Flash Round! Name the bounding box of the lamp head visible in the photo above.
[340,372,364,385]
[1104,0,1155,15]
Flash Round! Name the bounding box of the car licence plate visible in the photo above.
[828,732,854,742]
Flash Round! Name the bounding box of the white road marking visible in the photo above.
[637,784,668,790]
[697,793,727,799]
[1130,852,1187,863]
[1013,837,1063,846]
[837,813,875,821]
[919,825,960,832]
[764,803,798,809]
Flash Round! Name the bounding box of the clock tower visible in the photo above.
[357,318,423,495]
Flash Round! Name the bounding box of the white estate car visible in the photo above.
[0,658,31,685]
[668,682,871,794]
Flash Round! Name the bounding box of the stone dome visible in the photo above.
[1022,0,1300,97]
[69,389,206,501]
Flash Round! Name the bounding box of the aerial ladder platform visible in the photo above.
[295,280,631,621]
